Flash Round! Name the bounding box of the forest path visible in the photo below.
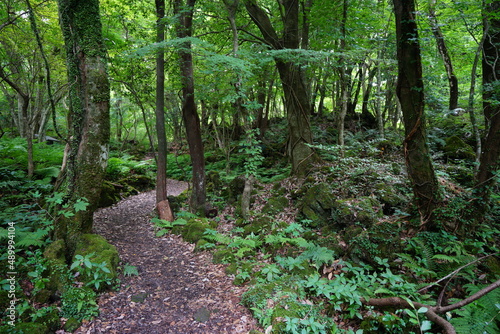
[75,180,260,334]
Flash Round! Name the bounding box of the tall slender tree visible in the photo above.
[427,0,459,111]
[173,0,206,215]
[154,0,173,221]
[393,0,441,225]
[244,0,318,176]
[55,0,110,254]
[476,0,500,210]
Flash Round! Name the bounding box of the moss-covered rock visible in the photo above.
[220,176,246,204]
[34,307,60,333]
[64,317,82,333]
[97,181,121,208]
[206,170,222,194]
[332,196,382,229]
[212,248,236,264]
[180,218,217,244]
[344,222,403,264]
[298,183,335,228]
[194,239,211,252]
[443,135,475,161]
[243,216,274,236]
[373,182,407,214]
[262,196,289,216]
[73,234,120,288]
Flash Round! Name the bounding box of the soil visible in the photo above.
[75,180,261,334]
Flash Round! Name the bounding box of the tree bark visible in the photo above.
[154,0,170,211]
[56,0,110,254]
[174,0,206,215]
[244,0,318,176]
[393,0,441,225]
[477,0,500,208]
[428,0,459,111]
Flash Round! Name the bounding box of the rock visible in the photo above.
[332,196,383,229]
[298,183,335,228]
[180,218,216,243]
[73,234,120,290]
[131,292,148,303]
[373,182,407,214]
[443,135,475,160]
[64,317,82,332]
[193,307,211,322]
[262,196,288,216]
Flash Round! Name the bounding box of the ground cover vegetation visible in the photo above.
[0,0,499,333]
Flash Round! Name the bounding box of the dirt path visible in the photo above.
[75,180,260,334]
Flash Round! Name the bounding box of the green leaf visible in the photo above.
[74,198,89,212]
[421,320,432,331]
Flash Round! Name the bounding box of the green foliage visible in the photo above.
[70,252,114,291]
[450,284,500,334]
[123,264,139,277]
[106,154,156,181]
[239,129,265,177]
[60,286,99,321]
[152,217,188,237]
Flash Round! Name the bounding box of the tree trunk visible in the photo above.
[477,0,500,207]
[174,0,206,215]
[428,0,459,111]
[56,0,110,254]
[154,0,170,211]
[244,0,318,176]
[393,0,441,225]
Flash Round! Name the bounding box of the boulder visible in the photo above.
[332,196,383,229]
[443,135,475,160]
[298,183,335,228]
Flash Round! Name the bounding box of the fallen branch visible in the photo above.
[361,278,500,334]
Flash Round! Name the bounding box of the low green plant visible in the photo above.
[60,286,99,321]
[70,253,114,290]
[123,263,139,277]
[239,128,265,177]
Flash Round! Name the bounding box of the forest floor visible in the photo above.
[74,180,261,334]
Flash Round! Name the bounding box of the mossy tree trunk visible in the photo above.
[55,0,110,256]
[244,0,318,176]
[393,0,441,225]
[476,0,500,211]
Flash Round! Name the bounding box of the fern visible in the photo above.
[0,227,49,248]
[450,283,500,334]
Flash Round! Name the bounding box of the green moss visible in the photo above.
[43,239,66,264]
[212,248,236,264]
[262,196,289,215]
[43,240,71,294]
[8,323,49,334]
[194,239,210,252]
[64,317,82,333]
[298,183,335,228]
[73,234,120,281]
[180,218,216,244]
[225,263,239,275]
[34,307,60,333]
[333,196,383,229]
[443,135,475,160]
